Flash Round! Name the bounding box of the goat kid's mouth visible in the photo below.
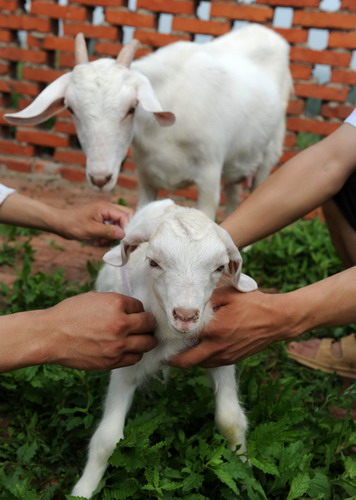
[170,317,201,335]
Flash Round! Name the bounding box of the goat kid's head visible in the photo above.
[103,200,257,335]
[4,34,175,192]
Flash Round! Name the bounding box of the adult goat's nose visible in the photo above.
[173,307,200,322]
[90,174,112,188]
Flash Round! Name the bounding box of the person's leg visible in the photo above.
[322,199,356,268]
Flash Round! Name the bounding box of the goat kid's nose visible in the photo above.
[90,174,112,188]
[173,307,200,323]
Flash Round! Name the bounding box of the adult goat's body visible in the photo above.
[71,199,257,498]
[5,24,292,219]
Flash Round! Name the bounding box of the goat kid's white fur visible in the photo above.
[5,24,292,219]
[71,200,257,498]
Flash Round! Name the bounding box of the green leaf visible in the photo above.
[287,471,311,500]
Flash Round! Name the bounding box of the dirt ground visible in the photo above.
[0,171,141,287]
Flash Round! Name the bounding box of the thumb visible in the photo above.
[96,220,125,240]
[168,341,212,369]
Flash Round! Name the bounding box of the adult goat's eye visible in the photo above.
[127,106,136,116]
[67,105,74,115]
[149,259,159,268]
[216,265,225,272]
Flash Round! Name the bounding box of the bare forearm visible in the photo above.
[0,193,60,233]
[285,267,356,339]
[222,124,356,247]
[0,309,51,372]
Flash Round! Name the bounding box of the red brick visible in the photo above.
[0,14,51,32]
[26,34,42,49]
[30,2,87,21]
[58,52,75,68]
[0,46,48,64]
[294,83,348,102]
[210,3,273,23]
[0,0,17,11]
[287,117,340,135]
[137,0,194,15]
[284,132,296,147]
[42,35,74,52]
[0,62,9,75]
[280,150,299,163]
[117,173,138,190]
[0,29,13,42]
[273,27,307,44]
[0,157,32,173]
[135,30,190,47]
[287,99,305,114]
[172,17,230,36]
[121,159,136,172]
[290,47,351,67]
[16,130,69,148]
[0,79,40,97]
[331,69,356,85]
[59,165,86,183]
[257,0,318,5]
[329,32,356,49]
[293,10,356,30]
[321,104,354,120]
[73,0,124,6]
[54,149,86,166]
[33,159,60,175]
[106,10,155,29]
[64,23,119,40]
[94,41,149,59]
[0,140,35,157]
[341,0,355,8]
[55,120,76,135]
[22,67,65,83]
[291,63,312,80]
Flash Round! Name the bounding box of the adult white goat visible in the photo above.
[71,199,257,499]
[5,24,292,219]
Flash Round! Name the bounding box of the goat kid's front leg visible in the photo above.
[71,368,138,499]
[208,365,248,459]
[195,166,222,220]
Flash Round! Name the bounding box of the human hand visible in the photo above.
[52,201,133,241]
[43,291,157,370]
[168,286,291,368]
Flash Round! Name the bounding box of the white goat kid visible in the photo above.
[5,24,292,219]
[71,199,257,499]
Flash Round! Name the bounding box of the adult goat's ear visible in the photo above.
[136,74,175,127]
[215,226,257,292]
[4,73,71,126]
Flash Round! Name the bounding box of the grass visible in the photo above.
[0,219,355,500]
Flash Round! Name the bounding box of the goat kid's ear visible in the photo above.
[103,242,138,267]
[215,225,257,293]
[136,75,175,127]
[4,73,71,126]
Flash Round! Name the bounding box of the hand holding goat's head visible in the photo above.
[103,200,257,335]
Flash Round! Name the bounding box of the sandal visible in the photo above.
[287,334,356,379]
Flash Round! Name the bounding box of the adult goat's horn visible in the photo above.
[75,33,89,65]
[116,39,139,67]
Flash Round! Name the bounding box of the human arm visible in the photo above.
[222,123,356,248]
[168,267,356,368]
[0,291,157,373]
[0,191,133,240]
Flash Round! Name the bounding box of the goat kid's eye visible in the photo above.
[67,105,75,115]
[149,259,160,268]
[126,106,136,117]
[215,265,225,273]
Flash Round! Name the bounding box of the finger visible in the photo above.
[168,342,213,369]
[209,286,236,309]
[126,333,158,353]
[113,353,143,368]
[125,311,157,334]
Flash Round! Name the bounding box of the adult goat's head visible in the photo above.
[4,33,175,192]
[103,200,257,335]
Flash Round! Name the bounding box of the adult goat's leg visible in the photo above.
[195,166,222,220]
[72,368,138,499]
[208,365,248,458]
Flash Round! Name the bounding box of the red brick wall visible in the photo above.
[0,0,355,199]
